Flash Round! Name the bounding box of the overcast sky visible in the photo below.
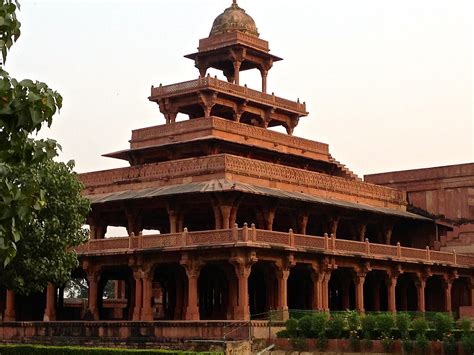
[5,0,473,177]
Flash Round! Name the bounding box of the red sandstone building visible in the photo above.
[1,1,473,341]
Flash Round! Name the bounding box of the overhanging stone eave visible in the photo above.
[85,178,430,222]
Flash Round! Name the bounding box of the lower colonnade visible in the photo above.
[1,252,472,323]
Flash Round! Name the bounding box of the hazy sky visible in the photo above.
[5,0,473,177]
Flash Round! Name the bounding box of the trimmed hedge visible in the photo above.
[0,345,224,355]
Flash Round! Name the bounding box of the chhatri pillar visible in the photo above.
[416,272,428,313]
[230,251,257,320]
[386,274,398,313]
[141,268,154,321]
[86,269,100,321]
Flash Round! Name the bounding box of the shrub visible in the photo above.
[415,334,429,354]
[311,312,328,337]
[297,315,314,338]
[276,329,290,338]
[402,339,414,353]
[317,334,328,351]
[458,317,471,335]
[443,333,457,355]
[349,334,361,352]
[396,313,411,339]
[433,313,454,340]
[346,310,360,333]
[382,337,394,352]
[462,333,474,354]
[327,314,346,339]
[376,313,394,339]
[412,317,429,338]
[285,318,299,337]
[361,314,378,340]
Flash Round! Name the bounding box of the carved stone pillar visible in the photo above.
[416,277,426,312]
[357,223,367,242]
[444,276,453,313]
[4,289,15,321]
[230,252,257,320]
[220,205,232,230]
[311,267,323,311]
[321,271,332,311]
[297,214,308,235]
[132,269,143,321]
[384,224,394,245]
[354,273,365,312]
[141,270,154,321]
[276,255,295,320]
[386,276,398,312]
[167,208,178,234]
[328,217,339,237]
[181,255,203,321]
[233,61,242,85]
[264,208,275,231]
[87,271,100,320]
[43,283,56,321]
[261,69,268,93]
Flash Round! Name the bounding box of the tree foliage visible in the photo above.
[0,0,90,293]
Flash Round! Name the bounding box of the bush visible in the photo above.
[443,333,457,355]
[412,317,429,338]
[285,318,299,337]
[382,337,394,352]
[361,314,378,340]
[415,334,429,354]
[376,313,394,338]
[433,313,454,340]
[402,339,414,353]
[311,312,328,337]
[458,317,471,335]
[289,337,307,351]
[297,315,314,338]
[327,314,346,339]
[276,329,291,338]
[396,313,411,339]
[0,345,222,355]
[346,310,360,333]
[462,333,474,354]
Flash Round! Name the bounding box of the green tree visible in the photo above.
[0,0,90,293]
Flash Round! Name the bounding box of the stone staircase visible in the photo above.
[440,224,474,254]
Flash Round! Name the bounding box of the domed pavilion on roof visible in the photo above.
[1,0,473,346]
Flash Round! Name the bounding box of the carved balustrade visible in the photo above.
[76,227,474,268]
[150,76,307,113]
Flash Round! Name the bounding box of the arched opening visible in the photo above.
[306,215,326,236]
[396,273,418,311]
[182,201,215,231]
[141,207,169,234]
[198,263,232,320]
[235,201,259,228]
[248,262,277,317]
[153,263,187,320]
[337,219,355,240]
[425,275,445,312]
[328,268,355,311]
[98,266,134,320]
[15,291,46,321]
[364,270,388,312]
[452,277,471,315]
[272,208,295,233]
[59,269,88,320]
[288,264,313,310]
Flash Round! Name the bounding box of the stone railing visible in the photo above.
[198,31,270,52]
[76,225,474,268]
[79,154,404,205]
[150,76,307,113]
[130,117,329,158]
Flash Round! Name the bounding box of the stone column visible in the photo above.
[181,257,202,321]
[230,253,256,321]
[264,208,275,231]
[132,270,143,321]
[276,267,290,321]
[87,272,100,320]
[4,290,15,321]
[261,69,268,93]
[321,271,332,311]
[233,61,241,85]
[141,270,154,321]
[220,205,232,230]
[298,214,309,235]
[311,271,323,310]
[387,276,397,313]
[328,217,339,237]
[444,278,453,313]
[168,209,178,234]
[416,278,426,312]
[43,283,56,321]
[357,223,367,242]
[354,273,365,312]
[384,225,394,245]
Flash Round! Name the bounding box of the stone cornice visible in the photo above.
[80,154,405,207]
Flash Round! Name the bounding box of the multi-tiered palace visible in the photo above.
[1,1,473,331]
